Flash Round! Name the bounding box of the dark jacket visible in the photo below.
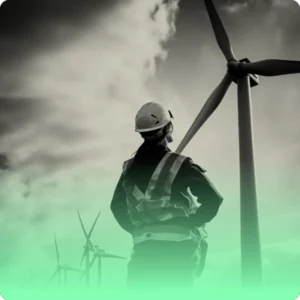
[110,142,223,234]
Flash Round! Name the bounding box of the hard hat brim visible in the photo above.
[135,119,173,133]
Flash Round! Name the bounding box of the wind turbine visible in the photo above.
[77,209,101,286]
[84,245,127,288]
[48,234,82,287]
[175,0,300,287]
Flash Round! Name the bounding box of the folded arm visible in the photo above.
[184,158,223,227]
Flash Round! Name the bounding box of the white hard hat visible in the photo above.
[135,102,174,133]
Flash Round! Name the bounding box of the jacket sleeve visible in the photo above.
[110,173,133,234]
[182,158,223,227]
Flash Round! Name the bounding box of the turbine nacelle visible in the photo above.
[94,245,105,254]
[230,58,259,87]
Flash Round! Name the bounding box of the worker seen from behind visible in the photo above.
[110,102,223,291]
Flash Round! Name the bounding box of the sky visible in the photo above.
[0,0,299,293]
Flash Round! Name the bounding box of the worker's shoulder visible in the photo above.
[182,156,207,173]
[169,152,207,173]
[168,152,187,161]
[122,152,136,170]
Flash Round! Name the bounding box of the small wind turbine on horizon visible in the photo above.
[175,0,300,287]
[84,245,127,288]
[77,209,101,287]
[48,234,82,287]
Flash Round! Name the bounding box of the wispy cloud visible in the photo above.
[0,0,186,286]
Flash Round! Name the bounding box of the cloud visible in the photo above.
[0,0,180,172]
[0,0,185,286]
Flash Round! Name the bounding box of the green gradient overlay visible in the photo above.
[0,168,299,299]
[0,287,299,300]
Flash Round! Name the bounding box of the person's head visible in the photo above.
[135,102,174,144]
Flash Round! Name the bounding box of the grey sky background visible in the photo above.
[0,0,299,290]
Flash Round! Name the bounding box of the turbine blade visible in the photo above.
[77,210,92,250]
[204,0,236,62]
[77,209,93,267]
[54,234,60,265]
[65,266,82,272]
[73,268,82,272]
[79,248,88,268]
[86,254,97,272]
[87,211,101,241]
[176,72,233,154]
[238,59,300,76]
[102,253,127,259]
[48,268,58,283]
[77,209,89,241]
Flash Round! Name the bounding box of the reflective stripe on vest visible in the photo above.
[132,224,201,244]
[122,152,206,243]
[129,153,188,220]
[144,152,173,200]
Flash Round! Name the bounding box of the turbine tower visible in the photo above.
[49,234,82,287]
[175,0,300,287]
[85,245,127,288]
[77,209,101,287]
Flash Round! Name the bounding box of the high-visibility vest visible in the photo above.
[122,152,207,245]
